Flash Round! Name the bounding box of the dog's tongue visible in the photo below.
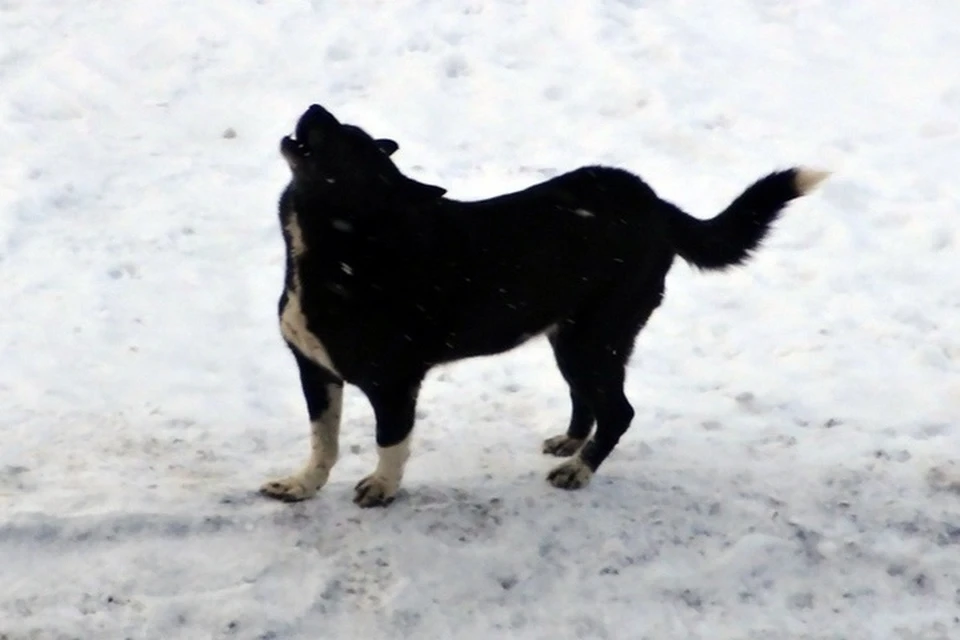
[295,104,339,143]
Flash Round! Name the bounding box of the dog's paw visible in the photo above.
[260,475,319,502]
[542,434,584,457]
[547,458,594,490]
[353,474,399,508]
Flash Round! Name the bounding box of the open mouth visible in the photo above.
[280,135,310,158]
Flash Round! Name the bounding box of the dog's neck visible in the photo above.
[278,182,370,259]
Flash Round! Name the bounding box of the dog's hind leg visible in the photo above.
[543,335,595,457]
[545,351,633,490]
[354,376,423,507]
[261,352,343,502]
[546,281,665,489]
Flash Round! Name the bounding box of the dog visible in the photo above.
[259,104,827,507]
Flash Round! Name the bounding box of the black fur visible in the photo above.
[272,104,821,502]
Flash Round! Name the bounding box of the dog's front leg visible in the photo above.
[354,379,422,508]
[261,352,343,502]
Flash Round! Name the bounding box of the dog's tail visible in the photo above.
[662,167,829,270]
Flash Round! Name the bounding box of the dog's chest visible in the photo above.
[279,209,340,375]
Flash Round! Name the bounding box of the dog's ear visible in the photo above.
[375,138,400,156]
[395,176,447,203]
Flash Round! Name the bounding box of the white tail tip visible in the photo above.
[794,168,831,195]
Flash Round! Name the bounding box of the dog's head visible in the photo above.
[281,104,445,205]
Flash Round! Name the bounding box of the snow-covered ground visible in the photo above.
[2,1,959,638]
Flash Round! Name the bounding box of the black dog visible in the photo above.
[260,104,827,507]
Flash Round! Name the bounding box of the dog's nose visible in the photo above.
[304,104,335,123]
[297,104,338,136]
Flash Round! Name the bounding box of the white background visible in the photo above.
[2,1,959,638]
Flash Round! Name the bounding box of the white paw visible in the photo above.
[353,474,400,508]
[260,474,321,502]
[542,434,584,457]
[547,458,594,490]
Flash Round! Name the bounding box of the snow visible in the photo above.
[2,0,959,637]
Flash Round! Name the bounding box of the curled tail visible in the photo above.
[663,167,829,270]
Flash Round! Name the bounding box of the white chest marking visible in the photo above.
[285,214,307,259]
[280,290,339,374]
[280,210,340,376]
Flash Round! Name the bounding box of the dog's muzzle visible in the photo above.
[281,136,310,159]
